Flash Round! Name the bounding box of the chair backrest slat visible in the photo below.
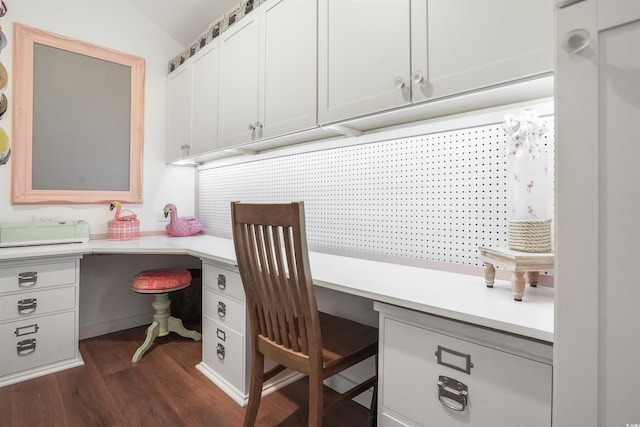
[231,202,320,359]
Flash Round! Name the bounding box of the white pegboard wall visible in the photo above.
[197,118,554,268]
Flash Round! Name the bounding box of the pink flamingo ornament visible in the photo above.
[110,201,138,221]
[163,203,203,237]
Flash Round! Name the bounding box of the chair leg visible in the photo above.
[244,350,265,427]
[167,316,202,341]
[308,372,324,427]
[370,353,379,427]
[132,321,160,363]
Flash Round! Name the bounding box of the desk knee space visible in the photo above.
[479,247,554,301]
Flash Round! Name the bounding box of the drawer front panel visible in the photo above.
[203,263,244,302]
[202,314,246,393]
[0,286,76,322]
[203,287,245,333]
[0,311,76,376]
[381,317,552,427]
[0,262,77,294]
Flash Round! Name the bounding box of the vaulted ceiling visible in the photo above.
[128,0,238,47]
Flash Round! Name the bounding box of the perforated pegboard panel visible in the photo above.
[198,118,554,267]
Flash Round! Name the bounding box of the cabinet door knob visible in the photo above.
[562,28,590,54]
[393,76,405,89]
[411,71,424,84]
[255,121,263,139]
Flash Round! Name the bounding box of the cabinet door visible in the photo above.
[166,64,193,162]
[191,40,220,156]
[318,0,411,124]
[218,15,261,149]
[259,0,318,139]
[411,0,553,103]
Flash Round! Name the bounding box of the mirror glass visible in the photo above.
[12,23,145,204]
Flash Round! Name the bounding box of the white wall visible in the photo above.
[0,0,197,234]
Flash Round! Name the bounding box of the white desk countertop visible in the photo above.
[0,234,554,343]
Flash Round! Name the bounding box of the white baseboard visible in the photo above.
[0,356,84,388]
[79,312,153,340]
[195,361,304,407]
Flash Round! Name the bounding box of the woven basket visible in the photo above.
[508,219,552,252]
[107,220,140,241]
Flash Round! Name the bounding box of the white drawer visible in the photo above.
[202,314,246,393]
[380,317,552,427]
[0,261,77,294]
[0,311,76,376]
[203,263,244,302]
[0,286,76,322]
[203,288,245,334]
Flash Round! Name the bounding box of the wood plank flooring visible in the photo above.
[0,325,371,427]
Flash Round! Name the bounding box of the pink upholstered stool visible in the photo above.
[131,268,202,363]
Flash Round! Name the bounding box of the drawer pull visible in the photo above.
[14,323,39,336]
[217,274,226,290]
[17,338,37,356]
[217,301,226,318]
[435,345,474,374]
[216,328,226,341]
[18,272,38,287]
[217,343,226,360]
[17,298,38,314]
[437,376,468,412]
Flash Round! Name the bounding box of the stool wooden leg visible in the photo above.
[132,321,160,363]
[528,271,540,287]
[483,262,496,288]
[152,293,172,337]
[167,316,202,341]
[511,271,526,301]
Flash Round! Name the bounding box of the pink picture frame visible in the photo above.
[11,23,145,204]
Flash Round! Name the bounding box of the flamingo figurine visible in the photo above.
[163,203,203,237]
[110,201,138,221]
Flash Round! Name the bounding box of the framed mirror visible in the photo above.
[12,23,145,204]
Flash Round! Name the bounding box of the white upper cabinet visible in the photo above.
[166,63,193,162]
[191,41,220,155]
[166,40,220,163]
[219,0,318,148]
[318,0,553,126]
[259,0,317,140]
[218,14,261,149]
[411,0,553,102]
[318,0,412,124]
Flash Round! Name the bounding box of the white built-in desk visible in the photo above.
[0,234,554,341]
[0,235,554,423]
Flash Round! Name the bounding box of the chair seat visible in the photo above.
[131,268,191,293]
[318,312,378,375]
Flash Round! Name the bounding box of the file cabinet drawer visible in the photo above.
[376,302,552,427]
[0,311,76,376]
[0,286,76,322]
[202,314,246,393]
[0,261,77,294]
[203,288,245,333]
[203,262,244,302]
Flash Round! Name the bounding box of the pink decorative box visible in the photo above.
[107,220,140,241]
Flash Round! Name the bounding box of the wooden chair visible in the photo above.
[231,201,378,427]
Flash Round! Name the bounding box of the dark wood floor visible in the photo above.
[0,324,371,427]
